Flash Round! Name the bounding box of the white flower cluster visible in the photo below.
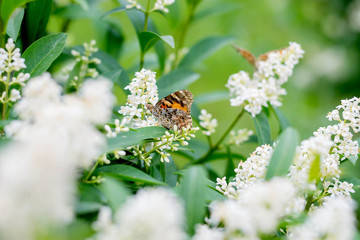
[216,144,273,198]
[94,188,186,240]
[129,125,198,166]
[125,0,175,13]
[226,42,304,117]
[153,125,198,163]
[199,109,218,136]
[228,128,253,145]
[0,73,114,239]
[289,197,356,240]
[0,38,30,107]
[118,68,159,129]
[290,97,359,195]
[195,178,296,240]
[70,40,101,87]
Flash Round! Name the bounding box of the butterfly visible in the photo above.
[233,45,284,69]
[146,90,193,131]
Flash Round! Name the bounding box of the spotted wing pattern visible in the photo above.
[147,90,193,130]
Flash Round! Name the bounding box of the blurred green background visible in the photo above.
[47,0,360,163]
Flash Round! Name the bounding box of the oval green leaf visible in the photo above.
[6,8,24,41]
[265,127,299,180]
[98,175,130,212]
[22,33,67,76]
[104,126,166,154]
[97,165,167,185]
[139,31,175,54]
[1,0,33,34]
[179,36,232,68]
[176,166,208,235]
[252,111,271,145]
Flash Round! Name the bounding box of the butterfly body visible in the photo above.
[147,90,193,130]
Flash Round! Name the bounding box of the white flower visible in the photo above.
[228,128,253,145]
[9,89,21,102]
[119,68,159,129]
[0,73,113,239]
[95,188,186,240]
[192,225,224,240]
[14,72,62,119]
[199,109,218,136]
[289,197,356,240]
[226,42,304,116]
[216,144,273,198]
[125,0,142,9]
[325,178,355,199]
[153,0,175,13]
[211,178,296,238]
[78,78,115,124]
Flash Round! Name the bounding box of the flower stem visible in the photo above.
[139,0,151,70]
[83,161,100,183]
[2,71,11,120]
[192,109,245,164]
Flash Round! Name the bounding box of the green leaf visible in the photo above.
[154,40,166,73]
[6,8,24,41]
[1,0,33,34]
[271,105,291,133]
[97,165,167,185]
[252,111,271,145]
[75,201,103,215]
[225,145,235,179]
[177,166,208,235]
[22,33,67,77]
[126,9,144,34]
[265,127,299,180]
[104,126,166,154]
[78,182,105,203]
[100,6,126,20]
[308,155,321,182]
[98,175,130,212]
[179,36,232,68]
[65,61,81,92]
[163,155,178,187]
[157,68,200,99]
[22,0,52,48]
[139,31,174,54]
[93,50,129,89]
[102,69,122,85]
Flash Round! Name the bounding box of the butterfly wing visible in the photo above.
[150,90,193,130]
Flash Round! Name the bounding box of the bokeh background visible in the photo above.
[46,0,360,169]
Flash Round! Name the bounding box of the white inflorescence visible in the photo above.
[0,73,114,239]
[119,68,159,129]
[228,128,254,145]
[289,97,359,196]
[0,38,30,105]
[199,178,296,239]
[94,188,186,240]
[199,109,218,136]
[216,144,273,198]
[226,42,304,117]
[289,197,356,240]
